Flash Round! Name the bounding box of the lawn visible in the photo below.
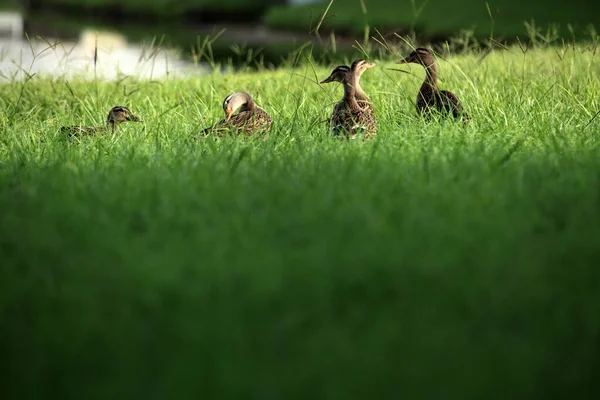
[265,0,600,40]
[1,43,600,398]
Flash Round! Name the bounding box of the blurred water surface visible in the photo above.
[0,11,207,81]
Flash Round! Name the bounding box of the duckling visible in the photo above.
[320,63,376,139]
[201,91,272,137]
[61,106,141,136]
[397,48,469,122]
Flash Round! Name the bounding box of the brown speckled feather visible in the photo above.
[60,126,105,137]
[200,92,273,139]
[350,95,376,138]
[416,85,469,121]
[355,100,376,138]
[329,100,374,139]
[203,107,272,137]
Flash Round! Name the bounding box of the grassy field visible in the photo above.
[266,0,600,40]
[1,43,600,398]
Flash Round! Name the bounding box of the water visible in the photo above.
[0,11,207,81]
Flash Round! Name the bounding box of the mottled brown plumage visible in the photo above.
[201,92,272,138]
[320,60,376,139]
[397,48,470,123]
[61,106,141,137]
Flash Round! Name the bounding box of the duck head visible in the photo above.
[107,106,141,126]
[222,92,254,122]
[350,59,376,77]
[396,48,435,67]
[319,65,353,85]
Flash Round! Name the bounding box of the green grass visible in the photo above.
[265,0,600,40]
[1,44,600,398]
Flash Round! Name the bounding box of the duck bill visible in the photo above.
[127,114,142,122]
[396,58,408,65]
[225,110,233,122]
[319,76,334,84]
[364,62,376,68]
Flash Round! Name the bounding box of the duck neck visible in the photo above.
[240,93,255,112]
[343,80,359,108]
[422,61,439,90]
[353,74,369,101]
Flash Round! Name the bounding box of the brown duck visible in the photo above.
[61,106,141,137]
[201,91,272,137]
[351,58,376,118]
[397,48,469,122]
[320,60,376,139]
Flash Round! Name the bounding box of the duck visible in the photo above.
[201,91,272,137]
[61,106,141,136]
[320,60,376,139]
[396,48,469,122]
[351,58,376,117]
